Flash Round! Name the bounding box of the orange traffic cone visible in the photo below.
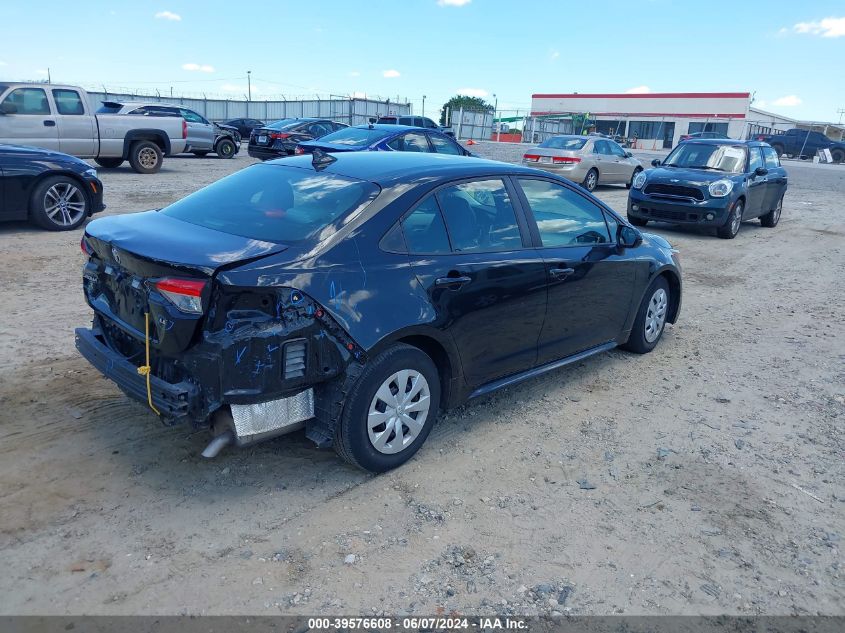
[466,139,476,145]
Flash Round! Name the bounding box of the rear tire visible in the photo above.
[94,157,123,169]
[334,344,440,473]
[582,168,599,192]
[716,199,743,239]
[628,215,648,227]
[626,167,642,189]
[771,144,784,157]
[832,149,845,164]
[760,195,783,228]
[128,141,163,174]
[215,138,236,159]
[29,176,89,231]
[622,276,670,354]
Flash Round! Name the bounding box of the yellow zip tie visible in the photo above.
[136,312,161,416]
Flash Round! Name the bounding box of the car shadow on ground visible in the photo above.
[638,220,770,241]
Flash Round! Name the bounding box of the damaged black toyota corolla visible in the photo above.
[77,151,682,472]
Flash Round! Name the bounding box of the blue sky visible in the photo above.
[1,0,843,121]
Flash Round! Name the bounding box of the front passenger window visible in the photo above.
[518,179,611,246]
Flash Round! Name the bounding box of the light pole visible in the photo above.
[247,70,252,101]
[493,93,499,142]
[422,95,426,118]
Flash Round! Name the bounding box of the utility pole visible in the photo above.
[47,68,51,83]
[422,95,426,118]
[247,70,252,101]
[493,93,499,142]
[838,108,845,124]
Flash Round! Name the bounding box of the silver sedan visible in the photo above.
[522,135,643,192]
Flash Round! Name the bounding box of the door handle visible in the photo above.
[435,275,471,287]
[43,120,56,127]
[550,267,575,279]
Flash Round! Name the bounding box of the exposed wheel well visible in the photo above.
[396,335,454,407]
[28,171,92,217]
[659,271,681,324]
[123,132,170,158]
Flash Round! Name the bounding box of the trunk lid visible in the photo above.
[83,211,287,352]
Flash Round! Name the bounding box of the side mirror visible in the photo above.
[754,166,768,177]
[0,102,17,114]
[651,158,661,167]
[625,151,633,158]
[618,224,643,248]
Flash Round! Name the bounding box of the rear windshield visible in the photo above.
[539,137,587,150]
[265,119,303,130]
[96,103,123,114]
[159,164,379,243]
[377,117,398,124]
[664,143,748,174]
[316,127,393,147]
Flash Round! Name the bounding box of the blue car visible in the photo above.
[295,124,472,157]
[627,140,787,239]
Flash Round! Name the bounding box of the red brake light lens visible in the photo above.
[269,132,291,140]
[182,119,188,139]
[552,156,581,164]
[294,146,305,155]
[523,154,540,162]
[80,236,91,256]
[155,278,207,314]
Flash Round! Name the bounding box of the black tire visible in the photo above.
[621,276,670,354]
[716,199,744,239]
[626,167,642,189]
[628,215,648,227]
[760,195,783,228]
[29,175,89,231]
[334,344,441,473]
[582,168,599,192]
[128,141,163,174]
[192,150,210,157]
[832,149,845,164]
[771,144,784,157]
[94,157,123,169]
[215,138,236,159]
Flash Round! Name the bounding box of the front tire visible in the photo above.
[716,199,744,239]
[582,168,599,192]
[215,138,237,159]
[622,276,670,354]
[128,141,163,174]
[832,149,844,164]
[94,157,123,169]
[334,344,440,473]
[760,195,783,228]
[29,176,89,231]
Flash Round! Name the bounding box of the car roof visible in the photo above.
[352,123,422,131]
[264,151,541,186]
[683,139,767,147]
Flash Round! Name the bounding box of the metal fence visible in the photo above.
[450,108,494,141]
[86,91,411,125]
[522,117,574,143]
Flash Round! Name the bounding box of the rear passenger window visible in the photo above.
[518,179,610,246]
[2,87,50,114]
[437,179,523,252]
[388,132,430,152]
[401,197,451,254]
[763,146,780,168]
[430,134,463,155]
[52,89,85,115]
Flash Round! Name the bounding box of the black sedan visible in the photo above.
[76,152,681,472]
[1,144,104,231]
[295,124,471,156]
[628,140,787,239]
[248,118,347,160]
[222,118,264,139]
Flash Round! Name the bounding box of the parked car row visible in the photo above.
[756,128,845,163]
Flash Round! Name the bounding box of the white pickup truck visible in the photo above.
[0,83,188,174]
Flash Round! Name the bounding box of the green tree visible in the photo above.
[439,95,493,126]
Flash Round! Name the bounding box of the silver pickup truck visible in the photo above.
[0,83,188,174]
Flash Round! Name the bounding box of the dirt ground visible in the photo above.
[0,143,842,616]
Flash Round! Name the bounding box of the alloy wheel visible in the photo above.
[644,287,668,343]
[44,182,86,227]
[138,147,158,169]
[367,369,431,455]
[730,203,743,235]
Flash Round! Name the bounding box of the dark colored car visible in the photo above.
[679,131,731,143]
[376,115,454,136]
[1,143,104,230]
[75,152,681,472]
[628,140,787,239]
[295,124,471,157]
[223,118,265,139]
[757,128,845,162]
[248,118,347,160]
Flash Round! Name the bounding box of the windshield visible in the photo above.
[663,143,747,173]
[315,126,393,147]
[265,119,304,131]
[160,164,379,243]
[539,137,587,150]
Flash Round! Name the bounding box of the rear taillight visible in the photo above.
[523,153,540,162]
[294,146,305,155]
[270,132,291,140]
[182,119,188,139]
[80,235,92,256]
[155,278,206,314]
[552,156,581,164]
